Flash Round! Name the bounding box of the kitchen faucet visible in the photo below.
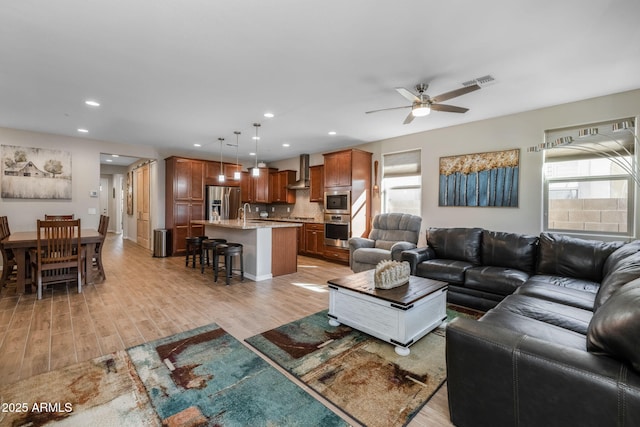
[242,203,251,225]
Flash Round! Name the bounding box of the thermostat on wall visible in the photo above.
[89,190,98,197]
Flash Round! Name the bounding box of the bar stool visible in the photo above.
[213,243,244,285]
[201,238,227,273]
[185,236,207,268]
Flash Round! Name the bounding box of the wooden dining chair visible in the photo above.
[91,215,109,281]
[0,216,17,289]
[31,219,82,299]
[44,214,74,220]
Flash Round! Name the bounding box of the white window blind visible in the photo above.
[383,150,421,178]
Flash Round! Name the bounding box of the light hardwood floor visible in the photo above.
[0,234,453,426]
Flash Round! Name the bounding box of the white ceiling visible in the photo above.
[2,0,640,164]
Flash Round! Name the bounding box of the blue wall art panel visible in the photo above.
[439,149,519,207]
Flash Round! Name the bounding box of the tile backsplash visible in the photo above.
[269,189,323,220]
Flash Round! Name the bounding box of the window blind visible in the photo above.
[382,149,421,178]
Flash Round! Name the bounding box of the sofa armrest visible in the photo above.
[348,237,374,252]
[401,247,435,274]
[446,317,640,427]
[390,242,417,261]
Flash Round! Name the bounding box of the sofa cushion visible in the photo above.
[494,294,592,335]
[427,227,483,265]
[514,282,596,311]
[374,240,395,250]
[536,233,623,283]
[525,274,600,293]
[481,230,538,274]
[416,259,473,284]
[465,266,529,296]
[587,280,640,372]
[595,250,640,310]
[352,247,394,266]
[478,309,586,351]
[602,240,640,277]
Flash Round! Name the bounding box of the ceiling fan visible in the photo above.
[366,83,481,124]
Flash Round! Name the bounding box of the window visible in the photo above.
[543,118,636,237]
[382,149,421,216]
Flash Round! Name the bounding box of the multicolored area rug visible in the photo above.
[0,351,159,426]
[245,305,482,427]
[128,322,348,426]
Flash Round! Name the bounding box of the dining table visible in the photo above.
[1,229,103,294]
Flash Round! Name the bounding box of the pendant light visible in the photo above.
[233,131,241,180]
[218,137,225,182]
[252,123,261,177]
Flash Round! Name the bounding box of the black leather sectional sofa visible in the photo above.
[403,227,640,426]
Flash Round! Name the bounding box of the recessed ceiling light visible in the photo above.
[249,152,256,156]
[111,154,119,157]
[282,143,290,147]
[264,112,274,118]
[194,143,201,147]
[106,159,113,162]
[77,128,89,133]
[85,100,100,107]
[252,136,260,140]
[328,131,337,136]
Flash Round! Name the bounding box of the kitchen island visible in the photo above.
[191,219,302,281]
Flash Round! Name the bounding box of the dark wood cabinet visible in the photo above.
[303,223,325,256]
[323,150,352,187]
[165,157,206,255]
[205,161,222,185]
[247,167,276,203]
[224,164,243,185]
[270,170,296,203]
[309,165,324,202]
[324,246,349,264]
[240,171,251,202]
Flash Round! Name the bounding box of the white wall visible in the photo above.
[271,88,640,241]
[0,127,160,232]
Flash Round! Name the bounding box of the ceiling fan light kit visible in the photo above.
[412,106,431,117]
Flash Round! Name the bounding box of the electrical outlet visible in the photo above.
[255,207,259,212]
[287,207,290,212]
[271,207,275,212]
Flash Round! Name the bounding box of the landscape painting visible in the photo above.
[439,148,519,207]
[1,145,72,199]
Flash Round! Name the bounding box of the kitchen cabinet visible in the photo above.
[224,164,243,184]
[309,165,324,202]
[165,157,206,255]
[269,170,296,203]
[240,171,251,202]
[247,167,276,203]
[324,246,349,264]
[304,223,325,257]
[323,150,352,187]
[205,161,222,185]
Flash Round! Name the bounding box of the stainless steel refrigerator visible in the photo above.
[206,186,241,220]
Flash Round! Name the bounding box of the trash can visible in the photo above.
[153,228,170,257]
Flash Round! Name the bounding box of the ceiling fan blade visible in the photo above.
[431,84,480,103]
[365,105,411,114]
[403,111,415,124]
[395,87,420,103]
[430,103,469,113]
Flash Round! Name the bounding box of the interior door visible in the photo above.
[136,164,151,249]
[99,176,109,220]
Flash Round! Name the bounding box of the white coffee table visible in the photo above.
[327,270,448,356]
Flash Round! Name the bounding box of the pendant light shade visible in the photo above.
[252,123,261,177]
[218,137,225,182]
[233,131,241,180]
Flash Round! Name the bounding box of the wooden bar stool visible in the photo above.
[201,238,227,273]
[185,236,207,268]
[213,243,244,285]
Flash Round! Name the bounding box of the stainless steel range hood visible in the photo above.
[287,154,310,189]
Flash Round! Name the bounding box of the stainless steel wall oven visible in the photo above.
[324,213,350,248]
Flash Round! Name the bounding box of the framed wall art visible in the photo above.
[1,144,72,199]
[439,148,519,207]
[126,170,134,215]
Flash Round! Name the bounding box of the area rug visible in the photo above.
[127,322,348,426]
[0,351,159,426]
[245,305,482,427]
